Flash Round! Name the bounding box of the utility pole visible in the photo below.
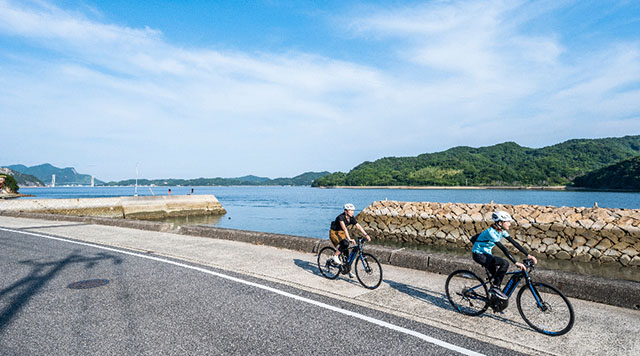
[134,163,139,196]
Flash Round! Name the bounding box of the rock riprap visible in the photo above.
[357,200,640,267]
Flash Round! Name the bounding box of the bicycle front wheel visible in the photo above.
[517,282,575,336]
[317,246,340,279]
[445,270,489,316]
[355,253,383,289]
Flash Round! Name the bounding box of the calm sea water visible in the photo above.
[18,186,640,239]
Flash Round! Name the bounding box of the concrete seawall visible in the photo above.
[0,195,226,219]
[1,210,637,310]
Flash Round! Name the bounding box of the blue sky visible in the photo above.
[1,0,639,182]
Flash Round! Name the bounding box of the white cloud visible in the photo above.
[347,0,639,138]
[0,0,639,180]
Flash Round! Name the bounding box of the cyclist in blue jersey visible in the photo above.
[472,211,537,300]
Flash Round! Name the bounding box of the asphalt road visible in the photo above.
[0,228,521,355]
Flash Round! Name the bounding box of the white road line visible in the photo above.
[1,227,485,356]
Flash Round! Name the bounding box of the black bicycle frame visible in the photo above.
[490,268,547,311]
[465,269,526,302]
[503,270,524,297]
[343,239,365,270]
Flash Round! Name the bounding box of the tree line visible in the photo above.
[312,135,640,188]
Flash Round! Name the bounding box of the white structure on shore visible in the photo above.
[91,176,95,187]
[51,174,56,187]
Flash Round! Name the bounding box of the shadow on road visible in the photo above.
[292,258,324,278]
[292,258,363,287]
[0,250,123,332]
[384,279,452,310]
[385,279,530,331]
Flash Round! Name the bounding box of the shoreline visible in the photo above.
[319,185,569,190]
[17,185,640,193]
[317,185,640,192]
[0,193,35,199]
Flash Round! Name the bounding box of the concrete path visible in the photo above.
[1,216,638,356]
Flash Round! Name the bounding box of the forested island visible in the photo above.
[105,171,330,187]
[572,156,640,190]
[312,135,640,189]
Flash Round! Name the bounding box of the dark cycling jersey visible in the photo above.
[330,212,357,231]
[472,226,529,263]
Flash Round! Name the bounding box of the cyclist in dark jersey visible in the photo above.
[472,211,537,299]
[329,203,370,276]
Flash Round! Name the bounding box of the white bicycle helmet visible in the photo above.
[492,211,513,223]
[344,203,356,211]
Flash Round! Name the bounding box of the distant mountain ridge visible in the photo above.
[105,171,331,187]
[3,163,330,187]
[0,167,44,187]
[7,164,103,186]
[312,135,640,188]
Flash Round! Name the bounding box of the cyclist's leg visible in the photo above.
[338,239,351,276]
[329,230,343,256]
[474,253,507,286]
[472,253,492,279]
[338,238,349,256]
[491,256,509,286]
[328,230,346,266]
[338,238,350,257]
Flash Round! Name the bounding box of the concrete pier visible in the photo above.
[0,195,226,219]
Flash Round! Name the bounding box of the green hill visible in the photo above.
[571,156,640,190]
[7,164,104,186]
[0,173,19,193]
[0,167,44,187]
[270,171,331,186]
[234,175,272,184]
[312,135,640,187]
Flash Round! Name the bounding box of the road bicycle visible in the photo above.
[445,259,575,336]
[317,237,383,289]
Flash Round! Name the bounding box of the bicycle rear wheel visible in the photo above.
[517,282,575,336]
[317,246,340,279]
[355,253,382,289]
[445,270,489,316]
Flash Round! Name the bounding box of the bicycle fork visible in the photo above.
[527,282,549,312]
[517,271,550,312]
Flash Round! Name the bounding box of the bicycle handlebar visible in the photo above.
[523,258,536,271]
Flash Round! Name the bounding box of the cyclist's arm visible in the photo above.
[339,221,355,243]
[504,235,529,256]
[355,223,371,241]
[495,241,517,264]
[503,235,538,268]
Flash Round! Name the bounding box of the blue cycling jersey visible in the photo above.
[472,227,510,255]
